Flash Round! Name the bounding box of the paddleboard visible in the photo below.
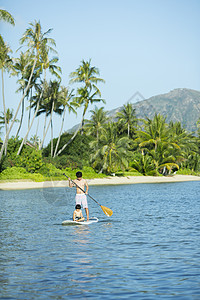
[62,217,98,226]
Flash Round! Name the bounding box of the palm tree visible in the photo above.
[168,121,198,170]
[0,20,55,160]
[53,87,77,157]
[56,87,104,156]
[70,59,105,132]
[76,86,105,132]
[0,9,15,42]
[56,60,105,157]
[136,114,180,174]
[70,58,105,93]
[0,9,15,25]
[17,53,60,154]
[0,108,16,125]
[116,102,137,138]
[15,22,58,155]
[57,59,105,157]
[90,122,131,174]
[0,108,19,144]
[84,106,108,142]
[30,134,40,149]
[13,51,33,137]
[130,151,155,175]
[40,41,61,81]
[16,82,43,155]
[35,80,64,156]
[0,39,13,154]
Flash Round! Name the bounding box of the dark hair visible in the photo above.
[76,171,82,178]
[75,204,81,209]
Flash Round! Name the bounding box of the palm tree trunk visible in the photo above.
[53,106,66,157]
[39,101,54,150]
[51,118,53,157]
[1,69,7,155]
[55,113,85,157]
[42,112,47,145]
[15,95,24,138]
[35,117,40,147]
[28,89,32,128]
[128,123,130,138]
[0,56,37,161]
[17,89,43,155]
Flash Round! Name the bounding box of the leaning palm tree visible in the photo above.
[56,59,106,157]
[0,39,13,154]
[13,51,34,137]
[17,82,43,155]
[0,20,55,160]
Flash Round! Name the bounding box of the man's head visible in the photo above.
[76,171,82,178]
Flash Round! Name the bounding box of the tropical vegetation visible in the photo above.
[0,10,200,181]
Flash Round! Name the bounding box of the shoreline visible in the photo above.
[0,175,199,190]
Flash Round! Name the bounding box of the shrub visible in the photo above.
[13,148,44,173]
[0,166,44,181]
[38,163,63,177]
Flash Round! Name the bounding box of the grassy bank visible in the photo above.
[0,166,144,182]
[0,165,198,183]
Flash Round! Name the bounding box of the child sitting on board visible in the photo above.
[73,204,85,222]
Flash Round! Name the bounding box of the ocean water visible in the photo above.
[0,181,200,299]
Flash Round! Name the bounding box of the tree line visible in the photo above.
[0,9,200,177]
[42,105,200,176]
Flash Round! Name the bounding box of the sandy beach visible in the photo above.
[0,175,199,190]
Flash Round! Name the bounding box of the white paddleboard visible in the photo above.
[62,217,98,226]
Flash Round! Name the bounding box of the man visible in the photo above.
[68,171,89,221]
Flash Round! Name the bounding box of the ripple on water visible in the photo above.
[0,181,200,299]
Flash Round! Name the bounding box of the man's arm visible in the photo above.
[68,177,74,188]
[85,180,89,194]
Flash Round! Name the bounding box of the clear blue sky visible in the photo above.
[1,0,200,144]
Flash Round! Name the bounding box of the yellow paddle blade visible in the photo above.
[101,205,113,217]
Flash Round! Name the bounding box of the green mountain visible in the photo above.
[68,88,200,134]
[107,88,200,133]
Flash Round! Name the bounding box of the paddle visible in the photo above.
[63,173,113,217]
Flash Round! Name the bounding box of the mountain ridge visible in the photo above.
[68,88,200,133]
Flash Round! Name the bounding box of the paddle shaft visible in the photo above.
[63,173,101,206]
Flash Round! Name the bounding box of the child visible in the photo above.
[73,204,85,222]
[68,171,89,221]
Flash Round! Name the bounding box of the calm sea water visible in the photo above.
[0,181,200,299]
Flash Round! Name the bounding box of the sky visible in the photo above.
[1,0,200,145]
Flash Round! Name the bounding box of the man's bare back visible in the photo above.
[68,172,89,221]
[73,178,88,194]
